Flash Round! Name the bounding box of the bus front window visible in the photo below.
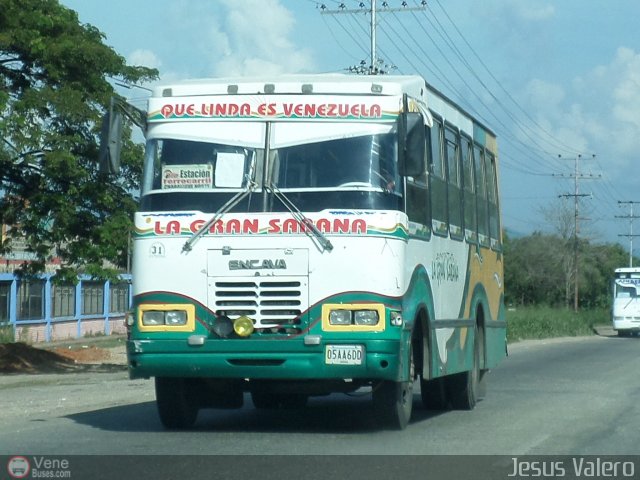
[615,283,638,298]
[142,139,258,194]
[272,133,399,194]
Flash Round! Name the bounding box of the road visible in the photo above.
[1,334,639,458]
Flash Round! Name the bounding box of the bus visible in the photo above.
[102,74,507,430]
[612,267,640,336]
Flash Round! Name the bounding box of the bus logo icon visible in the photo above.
[7,456,30,479]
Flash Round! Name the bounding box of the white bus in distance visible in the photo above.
[612,267,640,336]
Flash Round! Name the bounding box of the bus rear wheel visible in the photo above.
[447,326,481,410]
[155,377,199,429]
[420,376,449,410]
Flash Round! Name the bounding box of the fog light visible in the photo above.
[233,316,254,337]
[354,310,379,326]
[329,310,352,325]
[213,315,234,338]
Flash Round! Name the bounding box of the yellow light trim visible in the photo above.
[321,303,386,332]
[137,304,196,332]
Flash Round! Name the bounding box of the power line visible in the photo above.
[428,0,583,157]
[616,201,640,267]
[556,154,599,311]
[320,0,424,74]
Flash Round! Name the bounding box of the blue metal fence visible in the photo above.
[0,273,132,342]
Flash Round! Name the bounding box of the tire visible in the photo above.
[420,376,449,410]
[447,326,480,410]
[373,344,414,430]
[155,377,199,429]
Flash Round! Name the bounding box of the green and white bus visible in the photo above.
[104,74,507,430]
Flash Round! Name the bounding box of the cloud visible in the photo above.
[168,0,315,77]
[127,49,162,70]
[210,0,315,76]
[510,2,555,21]
[135,0,315,80]
[523,47,640,170]
[609,48,640,130]
[482,0,555,22]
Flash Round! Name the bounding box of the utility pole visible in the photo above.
[556,154,599,312]
[320,0,425,74]
[616,201,640,267]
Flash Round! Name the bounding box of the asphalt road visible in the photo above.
[1,334,639,458]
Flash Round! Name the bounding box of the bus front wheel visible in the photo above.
[372,345,414,430]
[155,377,199,429]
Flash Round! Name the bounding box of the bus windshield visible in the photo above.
[615,282,638,298]
[272,131,399,191]
[140,122,401,212]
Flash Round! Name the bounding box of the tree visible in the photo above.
[504,232,567,306]
[0,0,157,280]
[540,197,577,308]
[504,231,635,309]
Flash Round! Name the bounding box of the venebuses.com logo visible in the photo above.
[7,456,72,478]
[7,456,30,479]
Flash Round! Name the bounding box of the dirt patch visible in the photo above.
[0,342,77,373]
[0,342,126,374]
[52,345,112,363]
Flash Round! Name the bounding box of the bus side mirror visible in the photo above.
[398,112,426,177]
[99,99,124,174]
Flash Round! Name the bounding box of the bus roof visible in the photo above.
[151,74,428,99]
[150,74,494,133]
[615,267,640,274]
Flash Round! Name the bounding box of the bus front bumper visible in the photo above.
[613,318,640,332]
[127,338,403,381]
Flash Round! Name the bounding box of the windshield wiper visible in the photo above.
[182,178,257,253]
[266,183,333,253]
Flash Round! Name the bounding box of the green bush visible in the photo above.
[0,325,15,343]
[506,306,607,342]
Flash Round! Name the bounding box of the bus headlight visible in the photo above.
[142,310,188,326]
[138,304,195,332]
[165,310,188,326]
[329,310,352,325]
[322,303,386,331]
[142,311,165,326]
[354,310,379,326]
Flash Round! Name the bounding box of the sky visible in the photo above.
[61,0,640,255]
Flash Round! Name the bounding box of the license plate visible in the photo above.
[325,345,364,365]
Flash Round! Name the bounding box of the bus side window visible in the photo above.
[462,135,477,244]
[486,152,501,250]
[406,125,431,235]
[474,144,490,247]
[445,124,463,240]
[429,116,448,237]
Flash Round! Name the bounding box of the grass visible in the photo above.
[0,325,14,343]
[42,335,126,350]
[506,306,609,343]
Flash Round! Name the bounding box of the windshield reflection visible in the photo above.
[141,124,402,213]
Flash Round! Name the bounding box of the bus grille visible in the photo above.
[211,279,307,335]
